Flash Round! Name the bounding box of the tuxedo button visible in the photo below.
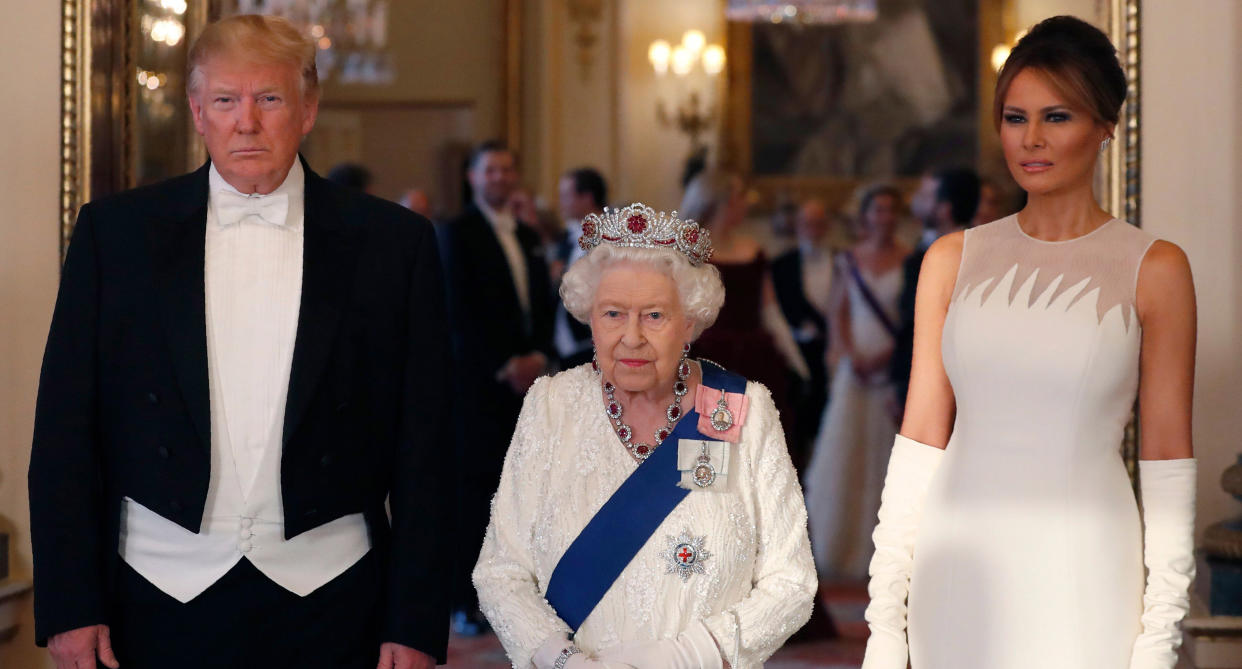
[239,528,253,540]
[239,541,253,553]
[304,508,318,518]
[240,517,253,529]
[169,499,182,512]
[157,446,170,459]
[146,392,159,405]
[319,454,332,468]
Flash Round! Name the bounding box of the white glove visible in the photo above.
[1129,458,1197,669]
[861,434,945,669]
[531,635,636,669]
[594,620,724,669]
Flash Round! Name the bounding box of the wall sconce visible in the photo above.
[991,28,1027,72]
[648,30,725,151]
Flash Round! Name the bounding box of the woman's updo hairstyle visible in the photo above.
[993,15,1127,131]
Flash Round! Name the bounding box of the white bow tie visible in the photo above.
[213,189,290,228]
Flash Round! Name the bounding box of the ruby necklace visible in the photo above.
[602,358,692,462]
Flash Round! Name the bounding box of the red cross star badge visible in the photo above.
[663,529,711,582]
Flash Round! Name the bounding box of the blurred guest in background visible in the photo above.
[553,167,608,368]
[772,198,835,471]
[769,198,801,252]
[891,168,980,412]
[326,161,374,194]
[438,140,553,636]
[510,186,565,272]
[803,183,910,581]
[399,187,433,219]
[680,171,809,439]
[972,176,1007,227]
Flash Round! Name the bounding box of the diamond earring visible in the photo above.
[1100,137,1113,153]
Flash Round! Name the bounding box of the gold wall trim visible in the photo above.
[1122,0,1141,227]
[60,0,91,261]
[504,0,523,152]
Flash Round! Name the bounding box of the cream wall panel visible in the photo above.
[0,0,62,663]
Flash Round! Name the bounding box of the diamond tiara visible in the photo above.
[578,202,713,266]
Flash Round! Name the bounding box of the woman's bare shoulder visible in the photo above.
[921,231,965,283]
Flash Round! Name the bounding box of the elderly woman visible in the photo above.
[473,203,817,669]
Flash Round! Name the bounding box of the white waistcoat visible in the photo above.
[118,161,369,603]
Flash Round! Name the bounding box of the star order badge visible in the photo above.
[663,529,711,582]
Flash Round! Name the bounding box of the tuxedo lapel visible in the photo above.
[146,163,212,452]
[282,162,362,444]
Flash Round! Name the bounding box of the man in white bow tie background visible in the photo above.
[30,14,449,669]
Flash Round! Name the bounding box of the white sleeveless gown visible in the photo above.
[804,259,903,580]
[907,216,1156,668]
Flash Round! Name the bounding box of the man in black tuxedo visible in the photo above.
[29,15,448,669]
[771,198,834,470]
[438,141,553,635]
[890,167,980,411]
[552,166,607,368]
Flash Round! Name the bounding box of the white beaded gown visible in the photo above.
[804,259,904,580]
[907,216,1156,668]
[473,365,817,669]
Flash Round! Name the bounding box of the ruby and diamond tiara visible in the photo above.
[578,203,713,266]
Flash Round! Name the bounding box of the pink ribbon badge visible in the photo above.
[694,385,749,442]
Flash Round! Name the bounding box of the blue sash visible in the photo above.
[544,361,746,632]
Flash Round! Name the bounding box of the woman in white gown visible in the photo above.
[473,203,816,669]
[862,16,1197,669]
[804,184,910,580]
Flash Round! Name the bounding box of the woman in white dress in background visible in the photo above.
[473,203,816,669]
[804,183,910,581]
[862,16,1197,669]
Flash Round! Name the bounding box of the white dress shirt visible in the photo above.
[478,198,530,316]
[119,160,369,602]
[554,218,590,360]
[799,242,834,320]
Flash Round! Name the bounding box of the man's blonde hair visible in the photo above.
[186,14,318,98]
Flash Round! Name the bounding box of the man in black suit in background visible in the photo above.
[772,198,834,471]
[438,141,553,635]
[552,166,608,368]
[29,15,448,669]
[890,168,980,412]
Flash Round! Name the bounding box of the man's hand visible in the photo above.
[376,642,435,669]
[497,352,547,395]
[48,624,119,669]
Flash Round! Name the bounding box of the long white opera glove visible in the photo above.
[594,620,724,669]
[860,434,945,669]
[1129,458,1197,669]
[532,635,636,669]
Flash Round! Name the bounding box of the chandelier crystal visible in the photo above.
[229,0,395,84]
[725,0,878,25]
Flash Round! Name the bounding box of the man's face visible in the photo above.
[188,56,317,195]
[558,176,595,221]
[469,150,518,209]
[795,200,829,244]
